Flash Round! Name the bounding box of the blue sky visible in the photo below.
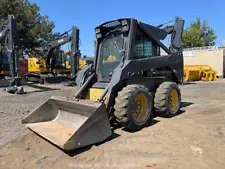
[31,0,225,56]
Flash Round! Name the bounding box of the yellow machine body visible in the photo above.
[64,50,88,71]
[65,59,89,71]
[86,88,105,101]
[66,60,70,70]
[28,57,48,73]
[0,70,9,76]
[28,51,68,74]
[184,65,217,82]
[79,59,88,69]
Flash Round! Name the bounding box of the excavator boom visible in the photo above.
[46,26,80,77]
[0,15,23,93]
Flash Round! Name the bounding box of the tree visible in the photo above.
[182,18,217,48]
[0,0,55,51]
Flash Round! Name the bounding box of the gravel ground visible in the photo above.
[0,80,225,169]
[0,83,76,147]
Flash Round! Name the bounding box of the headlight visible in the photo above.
[95,28,100,34]
[122,20,129,32]
[96,33,102,39]
[121,20,128,26]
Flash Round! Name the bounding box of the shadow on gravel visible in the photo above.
[0,79,10,88]
[66,132,121,157]
[166,101,194,118]
[30,127,121,157]
[24,84,60,94]
[150,101,194,119]
[181,101,194,108]
[121,119,160,133]
[45,121,160,157]
[181,82,196,85]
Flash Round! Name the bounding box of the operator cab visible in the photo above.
[94,18,166,83]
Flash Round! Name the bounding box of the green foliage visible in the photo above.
[182,18,217,48]
[0,0,55,51]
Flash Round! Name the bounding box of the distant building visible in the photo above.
[183,46,225,78]
[159,46,225,78]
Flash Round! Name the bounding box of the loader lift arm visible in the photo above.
[45,26,80,78]
[157,16,184,53]
[0,15,23,94]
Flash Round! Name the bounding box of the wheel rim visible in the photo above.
[132,93,149,123]
[169,89,179,113]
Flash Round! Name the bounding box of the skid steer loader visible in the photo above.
[22,17,185,151]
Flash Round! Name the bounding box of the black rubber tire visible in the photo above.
[154,81,181,118]
[114,84,153,132]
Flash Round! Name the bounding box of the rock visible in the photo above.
[39,155,48,160]
[190,145,203,154]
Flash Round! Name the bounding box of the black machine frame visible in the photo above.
[94,17,184,83]
[21,16,186,151]
[75,17,185,117]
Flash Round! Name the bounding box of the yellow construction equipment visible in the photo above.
[66,59,91,70]
[184,65,217,82]
[63,50,93,71]
[22,17,185,151]
[27,50,68,74]
[27,57,47,73]
[25,50,69,83]
[25,26,81,84]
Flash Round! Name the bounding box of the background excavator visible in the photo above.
[25,26,81,84]
[64,50,94,72]
[0,15,23,94]
[22,17,185,151]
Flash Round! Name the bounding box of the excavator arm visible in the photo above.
[45,26,80,78]
[0,15,22,94]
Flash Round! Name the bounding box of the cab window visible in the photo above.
[133,28,155,59]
